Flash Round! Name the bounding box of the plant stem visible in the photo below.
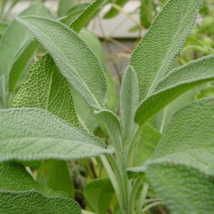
[100,155,127,214]
[126,125,144,167]
[105,154,128,214]
[128,175,144,214]
[136,182,149,214]
[142,202,165,213]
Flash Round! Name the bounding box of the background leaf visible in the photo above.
[0,3,50,90]
[84,178,114,214]
[58,0,75,17]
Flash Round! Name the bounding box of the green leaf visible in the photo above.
[0,162,54,196]
[129,0,203,100]
[104,66,118,112]
[103,0,128,19]
[61,3,90,26]
[198,85,214,98]
[151,97,214,160]
[140,0,154,29]
[79,28,105,65]
[70,0,105,33]
[144,98,214,214]
[120,65,139,143]
[150,90,194,133]
[0,108,114,166]
[57,0,75,17]
[134,124,162,166]
[16,16,107,109]
[9,38,39,93]
[0,162,82,213]
[0,191,82,214]
[71,86,97,133]
[12,54,78,127]
[95,109,122,148]
[46,160,75,199]
[135,55,214,126]
[84,178,114,214]
[0,3,50,88]
[0,22,7,38]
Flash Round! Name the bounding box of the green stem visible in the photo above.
[105,154,128,214]
[128,175,144,214]
[100,155,127,214]
[142,202,165,213]
[126,125,144,167]
[136,182,149,214]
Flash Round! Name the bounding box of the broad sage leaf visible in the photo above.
[120,65,139,143]
[0,108,113,166]
[129,0,203,100]
[84,178,114,214]
[0,191,82,214]
[135,55,214,126]
[12,54,78,127]
[144,98,214,213]
[0,162,81,213]
[0,3,50,88]
[16,16,107,109]
[0,162,55,196]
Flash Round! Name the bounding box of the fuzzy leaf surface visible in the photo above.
[12,54,78,127]
[0,108,113,165]
[129,0,203,100]
[120,65,139,143]
[0,191,81,214]
[135,55,214,126]
[16,16,107,109]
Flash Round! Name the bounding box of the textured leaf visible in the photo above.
[0,191,81,214]
[12,54,78,127]
[61,3,90,26]
[95,109,122,148]
[135,55,214,126]
[70,0,105,33]
[84,178,114,214]
[0,162,54,196]
[16,16,107,109]
[129,0,203,100]
[146,159,214,214]
[57,0,75,17]
[103,0,128,19]
[134,124,162,166]
[0,4,49,87]
[71,86,97,133]
[151,97,214,160]
[120,65,139,143]
[145,98,214,213]
[150,90,194,133]
[46,160,75,199]
[9,38,39,93]
[0,108,113,166]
